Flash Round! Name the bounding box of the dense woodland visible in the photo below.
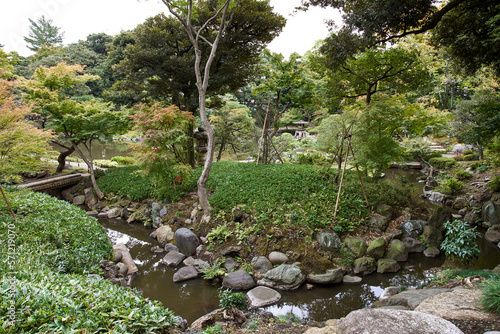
[1,0,500,333]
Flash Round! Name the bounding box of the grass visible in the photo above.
[0,186,179,332]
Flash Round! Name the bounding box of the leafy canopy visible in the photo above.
[24,15,64,52]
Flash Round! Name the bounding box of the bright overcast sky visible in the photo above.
[0,0,340,58]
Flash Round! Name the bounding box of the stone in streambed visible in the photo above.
[247,286,282,308]
[173,266,198,282]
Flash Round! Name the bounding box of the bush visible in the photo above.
[464,153,480,161]
[440,220,481,264]
[440,178,464,195]
[453,155,464,161]
[455,170,472,181]
[489,176,500,192]
[481,278,500,314]
[111,156,137,165]
[94,159,119,168]
[462,149,474,155]
[429,157,457,169]
[219,288,248,311]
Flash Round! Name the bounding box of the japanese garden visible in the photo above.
[1,0,500,333]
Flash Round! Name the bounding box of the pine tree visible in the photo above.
[24,16,64,51]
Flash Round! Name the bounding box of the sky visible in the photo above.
[0,0,341,58]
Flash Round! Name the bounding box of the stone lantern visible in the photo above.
[193,127,208,166]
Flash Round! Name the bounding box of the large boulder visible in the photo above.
[84,187,97,207]
[422,225,443,248]
[353,257,376,276]
[251,256,272,274]
[107,207,122,219]
[424,246,440,258]
[247,286,282,308]
[344,237,368,257]
[483,202,500,225]
[257,264,305,290]
[366,238,387,259]
[401,220,424,239]
[175,228,199,256]
[386,239,408,262]
[317,231,342,252]
[162,251,186,267]
[402,237,425,253]
[222,270,256,290]
[485,225,500,243]
[376,204,394,220]
[337,309,463,334]
[386,288,451,309]
[73,195,86,206]
[173,266,198,282]
[377,258,401,273]
[156,225,174,247]
[370,215,391,233]
[306,268,344,284]
[415,289,497,322]
[427,207,453,231]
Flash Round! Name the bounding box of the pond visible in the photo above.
[95,168,500,324]
[51,141,134,160]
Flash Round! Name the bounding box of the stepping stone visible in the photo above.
[247,286,282,307]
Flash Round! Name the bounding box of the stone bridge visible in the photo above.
[19,173,89,192]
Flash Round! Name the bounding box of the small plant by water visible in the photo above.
[219,288,248,311]
[440,220,482,264]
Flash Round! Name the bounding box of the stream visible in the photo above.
[97,169,500,324]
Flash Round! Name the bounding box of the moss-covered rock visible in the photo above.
[422,225,443,248]
[353,257,376,276]
[366,238,387,259]
[344,237,368,258]
[377,258,401,273]
[386,239,408,262]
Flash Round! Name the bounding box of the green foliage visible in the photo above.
[203,324,226,334]
[489,176,500,192]
[0,187,112,274]
[453,155,464,162]
[277,313,302,323]
[201,260,227,280]
[94,159,119,168]
[24,16,64,51]
[219,288,248,311]
[462,149,474,155]
[111,156,136,165]
[463,153,480,161]
[440,220,481,264]
[481,277,500,315]
[439,178,464,196]
[97,166,199,202]
[0,271,179,333]
[429,157,457,169]
[454,170,472,181]
[207,223,232,244]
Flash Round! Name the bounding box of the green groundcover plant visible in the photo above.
[0,187,179,332]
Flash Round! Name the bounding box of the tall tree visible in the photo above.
[301,0,500,74]
[24,16,64,52]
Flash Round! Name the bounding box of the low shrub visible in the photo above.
[488,176,500,192]
[455,170,472,181]
[94,159,119,168]
[429,157,457,169]
[464,153,480,161]
[219,288,248,311]
[481,277,500,315]
[440,220,481,264]
[111,156,136,165]
[439,178,464,195]
[462,149,474,155]
[453,155,464,161]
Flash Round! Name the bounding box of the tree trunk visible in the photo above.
[72,143,104,200]
[56,146,75,173]
[217,139,225,162]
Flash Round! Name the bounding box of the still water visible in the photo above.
[51,141,133,160]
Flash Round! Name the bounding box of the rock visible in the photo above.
[113,243,138,275]
[156,225,175,247]
[386,288,451,309]
[402,237,425,253]
[366,238,387,259]
[222,270,256,290]
[251,256,273,274]
[221,246,241,257]
[376,204,393,219]
[483,202,500,225]
[190,308,224,332]
[120,208,129,220]
[116,262,128,276]
[107,207,122,219]
[342,275,362,284]
[257,264,305,290]
[149,230,158,239]
[113,251,122,263]
[370,215,390,233]
[317,231,341,252]
[160,205,168,218]
[492,264,500,274]
[190,208,199,221]
[377,258,401,273]
[86,210,98,217]
[84,187,97,207]
[162,251,186,267]
[231,207,249,222]
[193,259,210,272]
[344,237,368,257]
[424,246,440,258]
[427,207,453,231]
[73,195,86,205]
[428,192,446,203]
[224,257,239,272]
[61,189,73,202]
[184,219,192,225]
[151,246,164,253]
[97,212,108,218]
[464,211,479,225]
[337,309,463,334]
[401,220,424,238]
[247,286,282,307]
[485,225,500,243]
[183,257,195,266]
[173,266,198,282]
[387,229,403,241]
[175,228,199,256]
[422,225,443,248]
[306,268,344,284]
[151,202,162,228]
[164,243,179,253]
[353,257,376,276]
[379,287,400,305]
[126,212,138,224]
[386,239,408,262]
[415,289,497,322]
[269,251,288,265]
